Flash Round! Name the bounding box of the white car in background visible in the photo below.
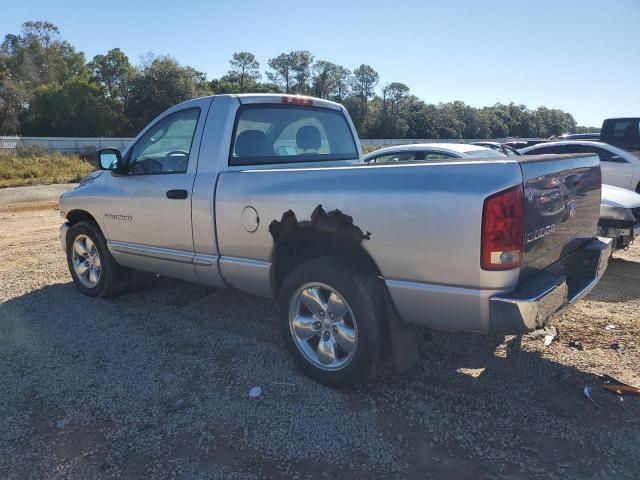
[520,141,640,193]
[365,142,640,251]
[364,143,506,162]
[599,184,640,251]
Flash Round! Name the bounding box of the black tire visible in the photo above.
[66,220,130,298]
[278,256,388,388]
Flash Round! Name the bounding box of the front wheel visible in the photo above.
[278,257,388,388]
[66,221,129,298]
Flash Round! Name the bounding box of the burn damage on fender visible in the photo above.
[269,205,371,246]
[270,205,373,289]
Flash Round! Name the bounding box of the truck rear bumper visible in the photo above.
[386,237,612,334]
[490,237,612,333]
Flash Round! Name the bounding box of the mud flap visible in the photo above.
[386,296,419,374]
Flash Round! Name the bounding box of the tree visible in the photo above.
[267,50,314,94]
[311,61,350,101]
[383,82,410,114]
[20,79,116,136]
[224,52,260,91]
[267,53,293,93]
[88,48,137,102]
[311,60,337,99]
[332,65,351,102]
[0,20,88,134]
[124,55,211,132]
[289,50,313,94]
[350,64,379,127]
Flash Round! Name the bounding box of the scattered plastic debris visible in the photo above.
[603,384,640,397]
[249,386,262,398]
[568,340,583,351]
[597,374,640,397]
[171,399,192,412]
[610,342,620,350]
[544,326,558,346]
[55,418,70,429]
[583,385,600,409]
[604,324,616,331]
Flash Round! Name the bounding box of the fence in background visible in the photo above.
[0,136,542,153]
[0,136,133,153]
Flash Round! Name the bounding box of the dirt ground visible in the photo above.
[1,209,638,479]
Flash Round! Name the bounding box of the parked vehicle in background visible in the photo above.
[599,184,640,251]
[59,94,611,387]
[363,143,506,163]
[520,141,640,192]
[559,133,600,141]
[600,118,640,153]
[472,141,522,157]
[559,118,640,153]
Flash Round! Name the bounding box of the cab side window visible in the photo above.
[128,108,200,175]
[612,120,639,138]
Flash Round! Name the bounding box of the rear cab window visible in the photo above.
[229,105,358,166]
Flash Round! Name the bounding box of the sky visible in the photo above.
[2,0,639,126]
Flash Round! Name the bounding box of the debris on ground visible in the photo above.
[597,374,640,397]
[249,386,262,398]
[603,384,640,397]
[583,385,600,409]
[55,418,70,429]
[568,340,584,351]
[166,398,193,413]
[544,326,558,346]
[604,324,616,331]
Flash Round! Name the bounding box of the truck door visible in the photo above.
[101,98,212,281]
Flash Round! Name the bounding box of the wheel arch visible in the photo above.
[65,210,106,246]
[66,209,98,227]
[269,205,385,297]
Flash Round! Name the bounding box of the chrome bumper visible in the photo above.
[490,237,613,334]
[59,221,70,252]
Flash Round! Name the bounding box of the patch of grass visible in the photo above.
[0,151,96,188]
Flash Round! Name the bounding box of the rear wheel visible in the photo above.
[66,221,129,298]
[278,257,388,388]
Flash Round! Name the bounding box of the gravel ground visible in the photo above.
[0,183,77,205]
[1,209,639,479]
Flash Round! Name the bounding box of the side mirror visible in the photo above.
[96,148,125,172]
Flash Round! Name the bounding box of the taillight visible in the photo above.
[282,96,313,106]
[481,185,524,270]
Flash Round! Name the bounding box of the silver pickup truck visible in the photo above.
[59,94,612,387]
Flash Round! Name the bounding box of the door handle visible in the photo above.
[166,189,188,200]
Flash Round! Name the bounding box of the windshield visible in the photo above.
[230,105,359,166]
[464,149,507,159]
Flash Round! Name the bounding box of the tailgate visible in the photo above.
[519,154,601,277]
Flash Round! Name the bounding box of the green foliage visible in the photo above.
[223,52,261,91]
[0,21,88,134]
[0,151,94,187]
[20,79,117,136]
[0,20,596,139]
[266,50,314,94]
[124,55,211,132]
